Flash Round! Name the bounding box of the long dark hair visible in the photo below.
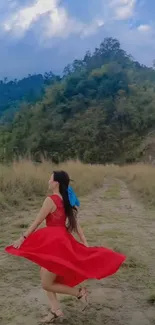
[53,171,77,232]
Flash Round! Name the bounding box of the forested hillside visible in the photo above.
[1,37,155,164]
[0,72,59,122]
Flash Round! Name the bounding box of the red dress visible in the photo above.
[5,195,126,287]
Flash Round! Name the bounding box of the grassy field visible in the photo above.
[0,160,155,210]
[0,160,155,324]
[0,160,109,210]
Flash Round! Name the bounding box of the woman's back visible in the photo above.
[46,195,66,227]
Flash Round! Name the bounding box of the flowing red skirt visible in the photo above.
[5,227,126,287]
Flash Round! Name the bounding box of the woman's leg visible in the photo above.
[46,292,61,312]
[40,269,63,322]
[41,267,61,311]
[41,268,87,299]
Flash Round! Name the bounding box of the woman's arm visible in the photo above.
[23,197,55,238]
[76,220,88,247]
[13,197,55,248]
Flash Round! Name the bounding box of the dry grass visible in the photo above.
[0,160,108,210]
[115,164,155,206]
[0,160,155,210]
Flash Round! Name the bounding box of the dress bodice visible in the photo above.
[46,195,66,227]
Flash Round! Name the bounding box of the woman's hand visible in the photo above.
[84,241,89,247]
[13,236,25,249]
[76,221,89,247]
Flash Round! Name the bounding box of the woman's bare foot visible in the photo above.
[77,287,88,311]
[41,309,64,323]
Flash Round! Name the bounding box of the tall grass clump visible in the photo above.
[0,160,109,210]
[0,160,155,210]
[118,164,155,206]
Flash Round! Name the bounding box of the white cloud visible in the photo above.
[3,0,105,40]
[109,0,136,20]
[137,24,151,32]
[81,19,104,38]
[3,0,85,38]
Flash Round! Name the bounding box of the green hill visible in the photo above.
[1,37,155,164]
[0,72,59,122]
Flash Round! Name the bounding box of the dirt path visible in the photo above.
[0,179,155,325]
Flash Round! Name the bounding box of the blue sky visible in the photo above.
[0,0,155,79]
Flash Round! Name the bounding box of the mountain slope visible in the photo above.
[0,72,59,122]
[1,37,155,163]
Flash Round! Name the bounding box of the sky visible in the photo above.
[0,0,155,79]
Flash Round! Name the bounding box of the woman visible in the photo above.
[5,171,126,323]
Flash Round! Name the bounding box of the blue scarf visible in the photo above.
[68,186,80,207]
